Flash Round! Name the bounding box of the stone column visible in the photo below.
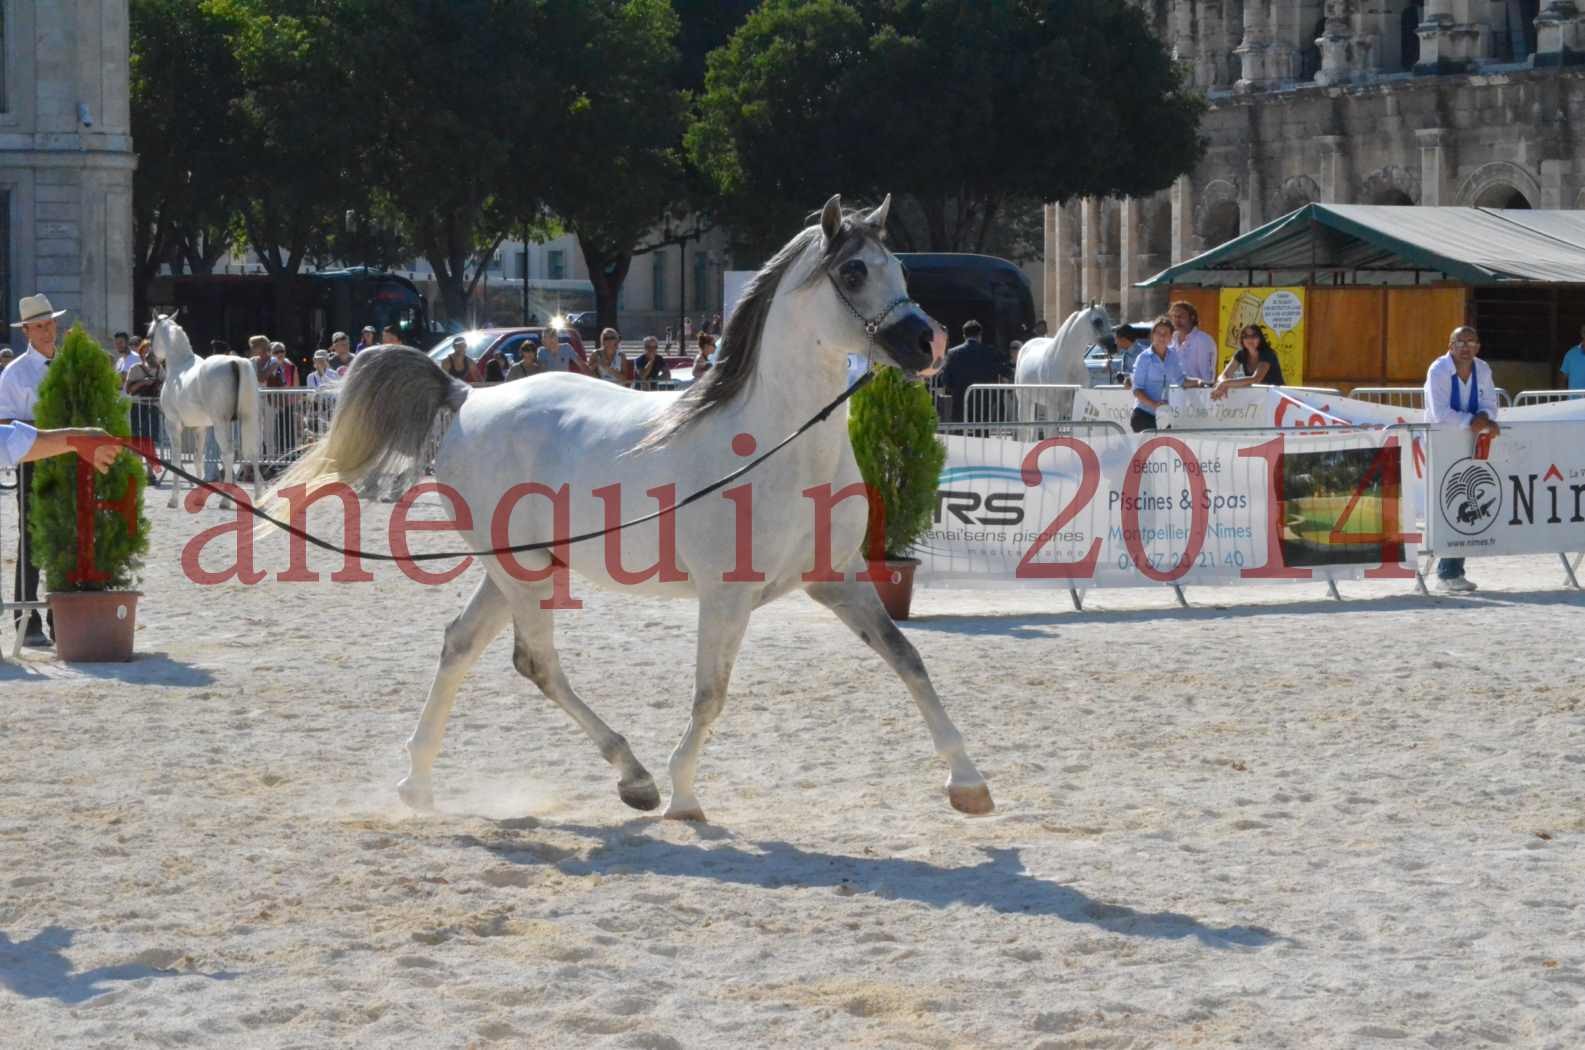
[1052,201,1079,321]
[1236,0,1272,90]
[1540,159,1571,208]
[1535,1,1585,66]
[1042,202,1059,325]
[1415,128,1449,205]
[1080,197,1102,306]
[1317,135,1350,202]
[1119,198,1141,321]
[1416,0,1488,72]
[1171,175,1197,261]
[1315,0,1354,84]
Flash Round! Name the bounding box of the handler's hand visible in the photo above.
[1210,381,1230,401]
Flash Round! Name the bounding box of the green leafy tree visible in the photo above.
[30,327,149,593]
[848,368,945,559]
[130,0,251,318]
[691,0,1205,256]
[550,0,688,330]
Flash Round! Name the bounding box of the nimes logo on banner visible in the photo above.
[1439,458,1502,536]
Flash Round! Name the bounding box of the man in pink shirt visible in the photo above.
[1169,300,1218,385]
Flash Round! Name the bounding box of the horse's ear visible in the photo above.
[864,194,891,230]
[820,194,842,241]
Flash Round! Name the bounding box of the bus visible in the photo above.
[147,267,432,363]
[896,253,1038,352]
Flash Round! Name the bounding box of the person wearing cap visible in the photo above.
[357,326,378,352]
[0,348,13,375]
[0,294,108,645]
[441,335,482,383]
[1111,323,1149,385]
[306,349,335,389]
[329,331,353,376]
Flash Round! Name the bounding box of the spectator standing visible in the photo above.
[112,331,137,383]
[247,334,272,382]
[1111,323,1149,384]
[328,331,354,376]
[633,336,670,388]
[0,293,69,645]
[1130,317,1195,433]
[683,316,694,342]
[441,335,483,383]
[937,319,1010,423]
[590,328,631,386]
[357,325,377,352]
[505,351,541,381]
[1560,323,1585,391]
[693,331,717,378]
[1425,325,1500,593]
[710,313,723,335]
[1168,300,1217,384]
[124,338,164,484]
[0,348,14,374]
[483,353,506,384]
[269,342,297,387]
[306,349,334,389]
[381,325,401,345]
[1211,324,1286,399]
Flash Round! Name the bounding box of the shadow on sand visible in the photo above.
[903,586,1585,637]
[0,651,216,686]
[0,926,236,1005]
[461,820,1286,950]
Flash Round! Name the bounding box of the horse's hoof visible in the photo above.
[397,776,434,812]
[618,776,661,812]
[948,781,995,816]
[663,800,707,822]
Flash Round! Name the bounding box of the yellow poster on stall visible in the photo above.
[1216,286,1305,386]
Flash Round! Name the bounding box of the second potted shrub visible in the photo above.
[848,367,946,620]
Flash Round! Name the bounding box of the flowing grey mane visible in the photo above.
[634,212,878,450]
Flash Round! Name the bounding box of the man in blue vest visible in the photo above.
[1424,325,1500,593]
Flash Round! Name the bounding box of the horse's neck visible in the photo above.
[735,292,851,440]
[163,332,197,375]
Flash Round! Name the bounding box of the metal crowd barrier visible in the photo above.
[1513,388,1585,406]
[1352,386,1511,408]
[959,383,1082,428]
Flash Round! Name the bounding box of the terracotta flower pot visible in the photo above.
[47,591,140,662]
[868,557,921,621]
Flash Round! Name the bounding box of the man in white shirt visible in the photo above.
[1168,300,1218,384]
[0,294,68,644]
[112,331,136,383]
[1424,325,1500,593]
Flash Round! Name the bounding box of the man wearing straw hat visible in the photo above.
[0,294,119,647]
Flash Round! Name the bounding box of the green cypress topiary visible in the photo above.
[29,324,149,591]
[848,367,946,559]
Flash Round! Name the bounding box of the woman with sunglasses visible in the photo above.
[1211,324,1286,400]
[591,328,631,386]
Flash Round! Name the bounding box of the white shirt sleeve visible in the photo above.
[1424,355,1468,428]
[0,421,37,468]
[0,362,31,421]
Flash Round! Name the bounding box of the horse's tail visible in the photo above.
[234,358,262,461]
[259,346,469,515]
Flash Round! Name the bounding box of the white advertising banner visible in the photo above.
[919,427,1419,589]
[1424,422,1585,558]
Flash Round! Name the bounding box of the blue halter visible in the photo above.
[1449,366,1480,416]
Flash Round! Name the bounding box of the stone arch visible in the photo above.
[1195,178,1242,246]
[1360,165,1420,205]
[1270,174,1323,217]
[1456,161,1543,209]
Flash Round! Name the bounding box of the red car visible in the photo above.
[426,326,589,381]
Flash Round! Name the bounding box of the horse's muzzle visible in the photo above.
[878,313,939,374]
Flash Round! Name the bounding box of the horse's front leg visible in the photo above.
[665,587,756,822]
[805,567,993,815]
[164,420,184,509]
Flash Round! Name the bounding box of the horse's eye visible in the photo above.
[840,259,867,290]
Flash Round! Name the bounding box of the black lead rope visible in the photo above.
[130,371,875,564]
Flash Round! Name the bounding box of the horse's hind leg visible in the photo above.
[504,580,659,812]
[164,421,184,508]
[398,574,513,810]
[805,572,993,815]
[664,588,755,822]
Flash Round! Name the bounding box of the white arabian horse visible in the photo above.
[149,315,262,509]
[1013,304,1114,423]
[266,194,993,821]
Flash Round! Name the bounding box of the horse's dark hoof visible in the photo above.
[948,781,994,816]
[619,776,661,811]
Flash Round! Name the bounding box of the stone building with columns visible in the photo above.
[1,1,136,345]
[1044,0,1585,345]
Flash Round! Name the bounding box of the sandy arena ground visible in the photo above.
[1,489,1583,1049]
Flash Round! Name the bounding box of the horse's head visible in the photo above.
[807,194,943,375]
[1080,304,1116,352]
[146,312,189,364]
